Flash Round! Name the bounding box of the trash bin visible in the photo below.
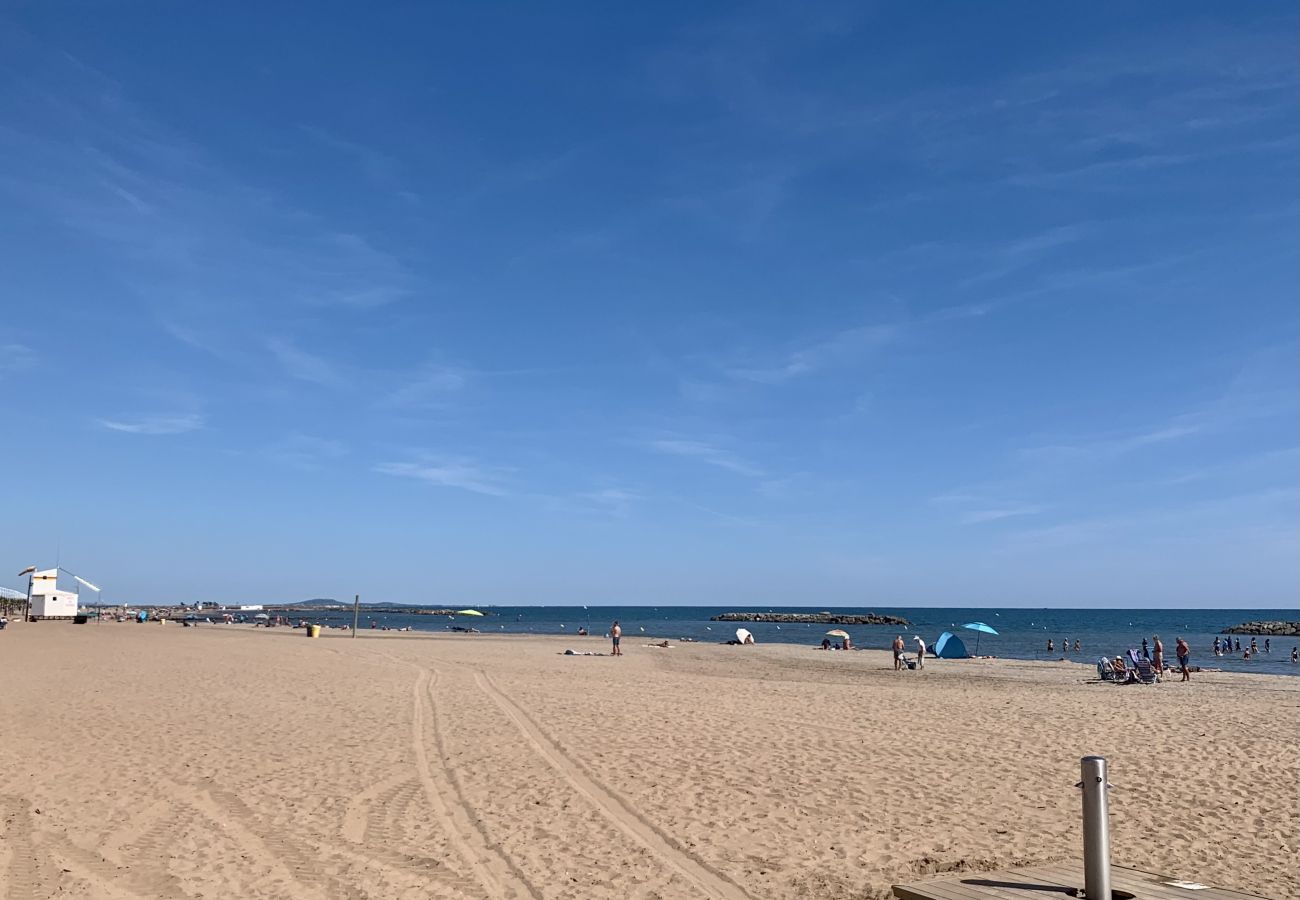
[307,624,321,638]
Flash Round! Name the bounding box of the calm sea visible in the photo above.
[325,606,1300,677]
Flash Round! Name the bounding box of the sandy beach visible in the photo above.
[0,623,1295,900]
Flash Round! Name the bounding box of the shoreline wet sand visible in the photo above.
[1,623,1295,899]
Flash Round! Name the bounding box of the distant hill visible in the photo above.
[292,599,449,609]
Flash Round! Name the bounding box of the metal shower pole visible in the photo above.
[1079,755,1113,900]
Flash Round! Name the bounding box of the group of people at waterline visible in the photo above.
[605,621,1298,671]
[1213,634,1298,663]
[1105,634,1190,682]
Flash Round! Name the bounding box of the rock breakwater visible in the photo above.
[711,611,910,626]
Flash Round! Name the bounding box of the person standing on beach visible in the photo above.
[1175,637,1191,682]
[892,635,905,671]
[1152,635,1164,675]
[914,635,926,669]
[610,621,622,656]
[1141,637,1149,659]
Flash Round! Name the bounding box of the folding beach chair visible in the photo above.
[1135,657,1159,684]
[1097,657,1123,683]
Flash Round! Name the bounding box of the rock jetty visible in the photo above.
[711,611,910,626]
[1222,621,1300,636]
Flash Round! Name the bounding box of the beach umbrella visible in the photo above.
[735,628,754,644]
[825,629,851,639]
[457,609,485,617]
[253,613,270,620]
[963,622,998,655]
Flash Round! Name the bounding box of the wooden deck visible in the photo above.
[894,864,1273,900]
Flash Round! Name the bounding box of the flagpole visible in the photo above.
[352,594,360,638]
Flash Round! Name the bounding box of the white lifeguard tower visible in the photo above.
[28,568,79,619]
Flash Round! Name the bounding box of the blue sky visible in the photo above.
[2,3,1296,607]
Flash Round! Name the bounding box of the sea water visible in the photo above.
[333,606,1299,677]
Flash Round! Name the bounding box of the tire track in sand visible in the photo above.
[341,769,409,844]
[471,669,756,900]
[342,775,485,894]
[0,796,53,900]
[96,799,173,866]
[202,785,365,900]
[0,796,149,900]
[410,666,541,900]
[36,832,151,900]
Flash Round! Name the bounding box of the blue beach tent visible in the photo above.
[933,631,970,659]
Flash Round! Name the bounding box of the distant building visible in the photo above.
[28,568,78,619]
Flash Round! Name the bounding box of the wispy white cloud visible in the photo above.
[264,337,345,388]
[298,124,417,204]
[576,487,644,517]
[960,505,1044,525]
[96,413,204,435]
[384,364,469,408]
[1020,420,1203,464]
[724,323,899,384]
[644,11,1294,251]
[264,434,347,470]
[0,343,36,377]
[1019,353,1298,466]
[374,458,511,496]
[1001,488,1296,552]
[959,224,1092,287]
[649,439,764,477]
[0,41,416,367]
[930,492,1045,525]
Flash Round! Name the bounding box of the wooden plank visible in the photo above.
[1019,863,1184,900]
[1111,867,1270,900]
[896,877,1053,900]
[940,878,1069,900]
[956,867,1081,899]
[1002,864,1267,900]
[895,864,1273,900]
[896,869,1078,900]
[893,880,971,900]
[1107,869,1265,900]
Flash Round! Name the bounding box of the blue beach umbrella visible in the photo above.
[963,622,998,655]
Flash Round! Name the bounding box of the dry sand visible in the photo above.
[0,623,1295,900]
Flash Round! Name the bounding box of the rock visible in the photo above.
[1222,621,1300,636]
[710,611,911,626]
